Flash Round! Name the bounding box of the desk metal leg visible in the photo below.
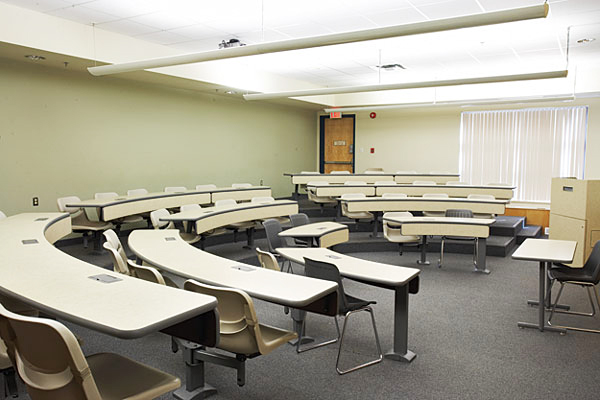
[474,237,490,274]
[518,261,566,334]
[371,212,380,238]
[417,236,430,265]
[173,340,217,400]
[294,184,299,200]
[289,308,314,346]
[385,286,416,362]
[527,274,570,310]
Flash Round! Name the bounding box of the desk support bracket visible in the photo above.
[384,286,417,363]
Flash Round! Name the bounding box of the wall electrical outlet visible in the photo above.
[32,197,39,206]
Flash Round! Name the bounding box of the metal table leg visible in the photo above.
[384,286,416,362]
[474,237,490,274]
[518,261,566,334]
[371,212,380,238]
[417,235,430,265]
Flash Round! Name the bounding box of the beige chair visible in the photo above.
[446,181,468,186]
[94,192,145,229]
[375,181,395,186]
[422,193,449,217]
[231,183,252,188]
[341,193,373,226]
[383,212,421,255]
[180,204,227,246]
[102,229,178,287]
[382,193,407,199]
[195,184,217,191]
[126,188,148,196]
[307,181,337,213]
[164,186,187,192]
[56,196,113,250]
[149,209,201,246]
[251,197,290,225]
[0,303,180,400]
[255,247,280,271]
[183,280,297,386]
[0,211,5,220]
[344,181,366,185]
[467,194,496,219]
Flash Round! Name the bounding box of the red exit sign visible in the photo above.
[330,111,342,119]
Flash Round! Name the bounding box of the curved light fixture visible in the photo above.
[243,70,568,101]
[88,4,548,77]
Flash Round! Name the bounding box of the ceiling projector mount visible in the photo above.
[218,39,246,49]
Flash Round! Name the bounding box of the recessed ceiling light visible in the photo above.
[577,38,596,44]
[374,63,406,71]
[24,55,46,61]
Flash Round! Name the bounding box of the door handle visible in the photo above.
[349,144,354,154]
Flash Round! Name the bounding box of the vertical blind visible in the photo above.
[459,106,588,202]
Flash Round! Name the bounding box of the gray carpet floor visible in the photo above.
[15,234,600,400]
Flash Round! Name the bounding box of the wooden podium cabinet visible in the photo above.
[549,178,600,267]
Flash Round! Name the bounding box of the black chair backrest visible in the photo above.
[445,209,473,218]
[263,219,284,252]
[304,257,345,314]
[290,213,310,227]
[583,241,600,283]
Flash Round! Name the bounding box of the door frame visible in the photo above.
[319,114,356,173]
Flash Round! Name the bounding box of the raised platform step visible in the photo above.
[489,215,524,237]
[516,225,543,244]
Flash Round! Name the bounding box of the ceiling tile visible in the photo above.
[273,22,333,38]
[416,0,483,20]
[364,7,427,26]
[1,0,69,12]
[130,10,198,31]
[135,30,190,46]
[84,0,164,19]
[47,4,119,24]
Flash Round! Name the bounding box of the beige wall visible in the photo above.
[344,98,600,179]
[0,58,316,215]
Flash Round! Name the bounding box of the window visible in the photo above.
[459,106,588,202]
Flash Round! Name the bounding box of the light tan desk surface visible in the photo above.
[285,173,395,185]
[210,186,272,202]
[383,216,495,237]
[128,229,338,313]
[276,247,419,362]
[66,190,212,221]
[278,222,349,248]
[308,184,376,197]
[512,238,577,334]
[393,174,460,184]
[375,184,515,200]
[342,196,508,214]
[163,200,298,234]
[0,213,218,342]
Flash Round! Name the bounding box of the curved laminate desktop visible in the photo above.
[275,247,420,363]
[0,213,218,344]
[278,221,349,248]
[128,229,338,315]
[163,200,299,235]
[307,184,376,197]
[383,215,496,273]
[342,196,508,214]
[65,186,272,222]
[375,184,515,200]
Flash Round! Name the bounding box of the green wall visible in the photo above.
[0,58,316,215]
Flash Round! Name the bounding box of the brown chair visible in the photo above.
[0,303,180,399]
[56,196,114,250]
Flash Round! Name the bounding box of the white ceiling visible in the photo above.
[1,0,599,106]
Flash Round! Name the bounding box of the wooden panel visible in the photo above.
[503,208,550,229]
[324,117,354,173]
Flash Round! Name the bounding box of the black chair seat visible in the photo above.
[549,265,596,283]
[344,295,376,312]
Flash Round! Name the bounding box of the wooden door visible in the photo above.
[322,116,355,173]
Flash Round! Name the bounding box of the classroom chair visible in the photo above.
[149,209,203,247]
[306,181,337,213]
[195,184,217,191]
[0,303,180,399]
[56,196,113,250]
[340,193,374,228]
[299,258,383,375]
[422,193,449,217]
[164,186,187,192]
[127,188,148,196]
[439,209,476,268]
[214,199,256,247]
[0,212,5,220]
[94,192,145,230]
[467,194,496,219]
[383,212,421,256]
[262,219,293,272]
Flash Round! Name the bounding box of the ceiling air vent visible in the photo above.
[376,63,406,71]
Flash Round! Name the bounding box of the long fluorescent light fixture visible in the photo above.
[322,95,576,113]
[88,4,548,77]
[243,70,568,101]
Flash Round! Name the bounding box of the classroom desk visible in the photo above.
[307,184,376,198]
[163,200,298,237]
[383,215,496,273]
[512,238,577,334]
[276,247,420,363]
[65,186,272,222]
[278,221,349,247]
[0,213,218,345]
[285,173,459,198]
[342,196,506,236]
[375,184,515,200]
[128,229,338,313]
[210,186,272,203]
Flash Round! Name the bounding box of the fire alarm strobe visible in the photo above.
[370,112,377,119]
